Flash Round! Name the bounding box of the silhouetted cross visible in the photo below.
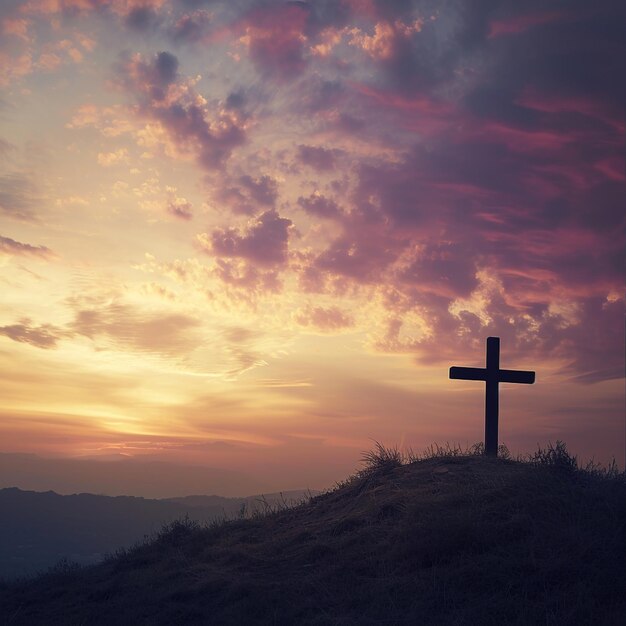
[449,337,535,457]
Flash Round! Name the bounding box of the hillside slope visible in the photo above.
[1,453,624,625]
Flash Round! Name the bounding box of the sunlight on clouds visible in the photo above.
[97,148,129,167]
[547,300,581,328]
[0,0,623,485]
[448,270,502,327]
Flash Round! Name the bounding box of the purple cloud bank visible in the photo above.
[7,0,621,383]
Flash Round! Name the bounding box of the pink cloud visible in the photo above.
[397,242,478,299]
[313,228,401,284]
[0,235,55,259]
[594,158,625,182]
[489,11,567,38]
[340,0,377,18]
[516,90,624,133]
[167,197,193,221]
[348,18,423,60]
[0,52,33,85]
[213,259,283,296]
[297,193,341,219]
[2,18,31,42]
[212,173,278,215]
[169,10,212,44]
[0,319,66,349]
[6,0,620,387]
[296,305,354,331]
[236,3,309,78]
[116,51,247,168]
[297,145,339,171]
[20,0,166,18]
[199,210,292,267]
[351,82,458,137]
[70,304,201,356]
[238,174,278,207]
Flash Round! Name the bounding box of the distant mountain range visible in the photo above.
[0,487,316,580]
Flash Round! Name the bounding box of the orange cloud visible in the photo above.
[348,19,423,60]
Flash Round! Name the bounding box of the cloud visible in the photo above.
[310,198,402,283]
[0,172,39,221]
[297,77,345,114]
[198,210,292,267]
[0,4,98,84]
[0,320,65,349]
[220,325,267,378]
[348,18,423,61]
[0,296,203,358]
[0,51,33,86]
[3,0,623,386]
[213,258,283,299]
[37,52,61,71]
[115,50,247,169]
[213,173,278,215]
[66,103,134,137]
[238,174,278,207]
[2,17,31,43]
[296,145,339,171]
[0,234,55,259]
[167,196,193,220]
[396,242,479,299]
[558,297,624,383]
[18,0,167,19]
[295,305,354,332]
[97,148,130,167]
[236,3,309,79]
[123,50,179,100]
[125,5,160,32]
[212,1,625,381]
[169,9,212,43]
[12,0,215,49]
[488,11,566,38]
[297,193,341,219]
[70,301,202,356]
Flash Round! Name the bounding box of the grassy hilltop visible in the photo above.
[1,443,624,625]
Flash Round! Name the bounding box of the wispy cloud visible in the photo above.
[0,173,40,221]
[0,235,55,259]
[0,319,67,349]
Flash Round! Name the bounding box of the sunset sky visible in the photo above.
[1,0,624,493]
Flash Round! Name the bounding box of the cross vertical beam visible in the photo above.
[450,336,535,457]
[485,337,500,457]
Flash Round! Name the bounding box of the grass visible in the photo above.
[362,439,622,477]
[1,442,624,625]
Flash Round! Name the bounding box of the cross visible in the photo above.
[449,337,535,457]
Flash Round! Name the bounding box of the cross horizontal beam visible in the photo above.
[450,366,535,384]
[499,369,535,384]
[449,366,485,381]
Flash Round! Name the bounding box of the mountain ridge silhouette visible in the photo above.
[0,486,316,580]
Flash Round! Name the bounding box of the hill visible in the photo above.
[1,445,624,625]
[0,488,315,580]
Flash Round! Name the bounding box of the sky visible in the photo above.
[0,0,624,494]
